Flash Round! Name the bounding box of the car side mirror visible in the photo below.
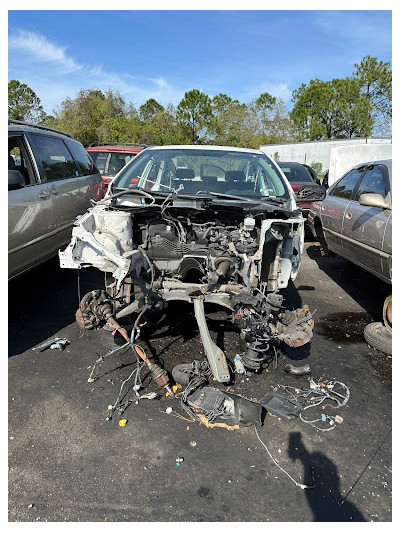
[296,184,326,202]
[8,170,25,191]
[359,192,391,210]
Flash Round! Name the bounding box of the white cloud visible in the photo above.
[8,28,185,114]
[8,29,83,74]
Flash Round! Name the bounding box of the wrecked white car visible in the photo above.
[59,146,314,383]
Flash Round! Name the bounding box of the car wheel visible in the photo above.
[314,221,334,257]
[319,239,333,257]
[383,295,392,333]
[364,321,392,355]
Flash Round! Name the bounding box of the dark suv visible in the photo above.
[86,143,149,191]
[8,119,104,279]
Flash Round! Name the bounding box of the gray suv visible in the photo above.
[8,120,104,279]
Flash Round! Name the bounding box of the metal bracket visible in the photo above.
[193,298,230,383]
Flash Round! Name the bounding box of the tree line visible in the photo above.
[8,55,391,148]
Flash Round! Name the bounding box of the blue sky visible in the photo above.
[8,9,392,116]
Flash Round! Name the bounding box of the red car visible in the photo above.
[277,161,321,218]
[87,143,149,191]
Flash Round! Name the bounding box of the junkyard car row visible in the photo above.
[8,123,392,374]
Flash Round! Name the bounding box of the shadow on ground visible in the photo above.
[8,257,104,357]
[288,432,365,522]
[306,245,389,322]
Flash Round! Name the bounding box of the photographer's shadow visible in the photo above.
[288,432,365,522]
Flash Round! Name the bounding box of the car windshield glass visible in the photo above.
[88,151,136,176]
[112,148,289,198]
[278,164,314,183]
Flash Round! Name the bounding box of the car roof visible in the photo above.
[87,145,145,153]
[353,159,392,180]
[8,119,76,140]
[354,159,392,168]
[145,145,265,155]
[277,161,305,166]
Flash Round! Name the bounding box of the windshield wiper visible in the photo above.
[257,196,286,205]
[202,191,286,205]
[202,191,255,202]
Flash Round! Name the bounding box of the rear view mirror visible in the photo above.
[8,170,25,191]
[359,193,391,210]
[296,184,326,202]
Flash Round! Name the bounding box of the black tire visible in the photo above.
[364,322,392,355]
[314,219,334,257]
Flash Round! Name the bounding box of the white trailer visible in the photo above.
[260,138,392,182]
[327,143,392,186]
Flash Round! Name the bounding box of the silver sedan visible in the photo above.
[308,159,392,284]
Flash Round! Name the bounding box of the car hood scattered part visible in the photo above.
[59,185,314,383]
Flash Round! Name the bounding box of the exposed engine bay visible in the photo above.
[59,189,314,383]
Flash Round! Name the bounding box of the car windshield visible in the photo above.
[112,148,289,199]
[278,163,314,183]
[87,150,136,177]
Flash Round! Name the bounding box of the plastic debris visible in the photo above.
[119,419,127,427]
[234,355,246,374]
[28,504,34,509]
[32,337,65,351]
[139,392,157,400]
[321,414,327,422]
[190,441,197,447]
[176,457,184,466]
[166,407,173,414]
[50,338,70,350]
[335,415,344,424]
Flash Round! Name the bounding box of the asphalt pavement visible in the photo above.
[8,241,392,522]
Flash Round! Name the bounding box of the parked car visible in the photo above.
[86,143,149,191]
[308,159,392,284]
[59,145,315,383]
[277,161,324,219]
[8,119,104,279]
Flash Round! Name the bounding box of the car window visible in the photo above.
[8,135,35,186]
[278,164,313,183]
[354,166,389,202]
[65,140,99,176]
[108,153,129,175]
[30,133,78,181]
[200,164,226,180]
[330,168,363,199]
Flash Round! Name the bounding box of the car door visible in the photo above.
[8,132,56,279]
[320,167,365,253]
[341,164,391,281]
[28,133,101,250]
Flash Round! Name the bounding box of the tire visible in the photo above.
[383,295,392,333]
[314,218,334,257]
[364,322,392,355]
